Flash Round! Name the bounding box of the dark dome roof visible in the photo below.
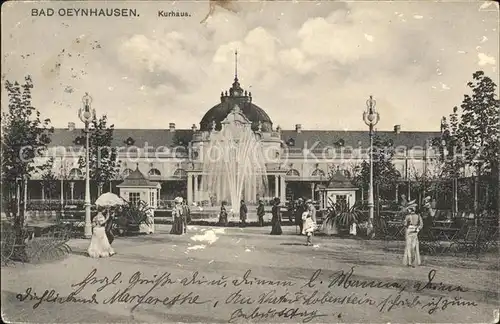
[200,101,272,132]
[199,77,273,132]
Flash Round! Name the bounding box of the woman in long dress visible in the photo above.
[270,198,282,235]
[403,201,424,267]
[170,197,184,235]
[88,209,116,258]
[302,210,316,246]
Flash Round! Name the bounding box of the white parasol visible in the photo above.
[95,192,127,207]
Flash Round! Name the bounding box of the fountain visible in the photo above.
[201,105,268,213]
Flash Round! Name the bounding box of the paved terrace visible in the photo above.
[2,225,499,323]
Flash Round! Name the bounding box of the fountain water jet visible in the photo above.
[201,105,268,212]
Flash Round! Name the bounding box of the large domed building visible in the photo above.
[199,77,273,133]
[23,63,441,210]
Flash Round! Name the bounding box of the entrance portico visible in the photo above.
[185,171,287,206]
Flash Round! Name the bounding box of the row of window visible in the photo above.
[57,164,423,180]
[121,168,186,178]
[286,168,350,178]
[128,191,158,207]
[66,168,345,179]
[61,167,186,180]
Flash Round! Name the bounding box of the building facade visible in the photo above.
[24,75,444,208]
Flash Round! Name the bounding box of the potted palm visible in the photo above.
[115,200,154,236]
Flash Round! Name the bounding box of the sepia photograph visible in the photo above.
[1,0,499,323]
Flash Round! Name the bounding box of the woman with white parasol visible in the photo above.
[87,193,126,258]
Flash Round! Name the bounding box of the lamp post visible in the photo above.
[78,93,96,238]
[363,95,380,237]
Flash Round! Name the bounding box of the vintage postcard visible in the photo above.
[1,0,499,323]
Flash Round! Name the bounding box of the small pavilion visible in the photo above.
[117,164,161,207]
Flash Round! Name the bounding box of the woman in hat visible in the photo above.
[170,197,184,235]
[219,201,228,226]
[88,207,115,258]
[270,197,282,235]
[302,210,316,246]
[402,200,424,267]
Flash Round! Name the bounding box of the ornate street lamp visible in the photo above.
[363,95,380,237]
[78,93,96,238]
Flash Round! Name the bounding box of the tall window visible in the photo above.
[150,191,155,207]
[129,192,140,205]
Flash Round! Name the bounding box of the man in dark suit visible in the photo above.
[257,199,265,226]
[295,198,305,234]
[239,200,248,227]
[182,200,190,234]
[104,209,115,245]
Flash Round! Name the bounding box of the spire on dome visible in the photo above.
[230,49,243,96]
[234,49,238,82]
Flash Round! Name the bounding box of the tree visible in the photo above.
[1,76,54,230]
[352,135,401,200]
[41,157,58,200]
[77,115,119,196]
[458,71,499,176]
[433,71,499,215]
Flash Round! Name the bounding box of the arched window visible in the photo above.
[173,168,187,179]
[122,168,134,179]
[69,168,83,179]
[148,168,161,176]
[286,169,300,177]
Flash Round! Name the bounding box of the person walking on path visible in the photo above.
[170,197,184,235]
[402,200,424,267]
[303,199,318,245]
[294,198,305,234]
[239,200,248,227]
[302,210,316,246]
[270,197,282,235]
[219,201,228,226]
[257,199,265,226]
[182,200,190,234]
[104,208,115,245]
[88,208,115,258]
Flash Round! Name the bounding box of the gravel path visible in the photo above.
[2,225,498,323]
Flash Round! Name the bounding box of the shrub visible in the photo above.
[114,200,153,236]
[1,221,73,265]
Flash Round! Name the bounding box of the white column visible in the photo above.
[274,175,279,198]
[253,179,257,203]
[70,182,75,201]
[157,185,161,207]
[194,174,199,203]
[41,184,45,201]
[280,175,286,203]
[187,174,193,204]
[216,174,220,203]
[311,183,315,201]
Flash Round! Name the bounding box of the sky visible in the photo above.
[1,0,499,131]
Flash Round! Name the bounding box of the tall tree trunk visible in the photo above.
[474,166,480,226]
[497,162,500,220]
[14,179,26,246]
